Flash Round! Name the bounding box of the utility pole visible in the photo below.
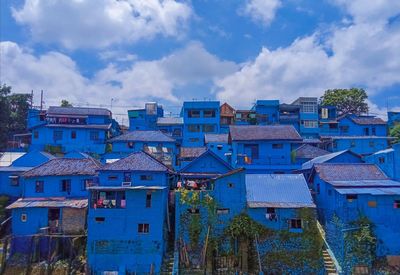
[40,90,44,110]
[30,90,34,108]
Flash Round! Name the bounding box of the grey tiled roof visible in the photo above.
[348,115,386,125]
[314,163,388,182]
[157,117,183,125]
[302,150,360,170]
[229,125,302,141]
[100,151,169,172]
[295,144,330,159]
[23,158,101,177]
[179,147,207,159]
[204,134,228,143]
[47,106,111,116]
[109,130,175,142]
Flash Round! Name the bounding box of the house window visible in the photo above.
[217,208,229,215]
[228,183,234,188]
[34,131,39,139]
[53,130,63,141]
[108,175,118,180]
[303,120,318,128]
[189,138,199,143]
[91,190,126,209]
[123,172,131,183]
[82,179,93,190]
[372,127,376,135]
[61,179,71,193]
[346,194,358,202]
[146,192,152,208]
[35,181,44,193]
[203,124,215,133]
[21,213,27,222]
[188,110,200,118]
[90,131,99,141]
[140,175,153,181]
[9,175,19,186]
[364,128,370,136]
[302,101,317,113]
[188,208,200,214]
[244,144,259,159]
[266,208,277,221]
[290,219,302,229]
[188,124,201,132]
[369,141,375,147]
[321,108,329,119]
[378,157,385,164]
[71,131,76,139]
[272,144,283,149]
[368,201,377,208]
[217,145,223,150]
[353,265,369,274]
[95,217,105,223]
[204,110,216,118]
[138,223,150,233]
[394,200,400,208]
[127,142,134,149]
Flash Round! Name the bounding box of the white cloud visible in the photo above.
[239,0,282,26]
[12,0,192,49]
[0,41,236,121]
[216,1,400,108]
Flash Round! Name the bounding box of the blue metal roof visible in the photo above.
[157,117,183,125]
[335,187,400,195]
[245,174,315,208]
[89,186,166,191]
[0,166,32,172]
[6,197,87,209]
[328,179,400,187]
[204,134,228,143]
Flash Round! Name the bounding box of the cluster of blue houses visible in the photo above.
[0,98,399,274]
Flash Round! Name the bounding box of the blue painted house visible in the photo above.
[128,102,164,131]
[229,125,302,173]
[309,163,400,272]
[365,143,400,180]
[301,150,363,171]
[177,147,207,169]
[181,101,220,147]
[338,114,387,136]
[87,151,171,274]
[292,97,319,139]
[156,117,183,144]
[204,133,231,162]
[29,106,120,155]
[254,100,280,125]
[0,150,55,199]
[6,157,100,254]
[107,130,177,168]
[319,105,339,136]
[220,103,235,133]
[279,103,300,132]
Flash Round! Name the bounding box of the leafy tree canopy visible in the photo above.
[320,88,369,116]
[390,124,400,144]
[60,99,73,107]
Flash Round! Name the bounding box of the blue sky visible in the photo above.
[1,0,400,122]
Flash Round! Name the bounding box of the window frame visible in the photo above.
[138,223,150,234]
[35,180,44,193]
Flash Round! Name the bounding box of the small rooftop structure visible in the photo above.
[108,130,175,143]
[246,174,315,208]
[229,125,302,141]
[99,151,170,172]
[0,152,26,167]
[23,158,101,177]
[156,117,183,125]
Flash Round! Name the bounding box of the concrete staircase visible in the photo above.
[323,249,338,275]
[161,250,175,275]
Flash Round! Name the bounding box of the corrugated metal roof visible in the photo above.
[302,150,357,170]
[179,147,207,158]
[204,134,229,143]
[314,163,388,182]
[230,125,302,141]
[245,174,315,208]
[335,187,400,195]
[0,166,32,172]
[23,158,101,177]
[109,130,175,142]
[328,179,400,187]
[156,117,183,125]
[371,148,394,155]
[295,144,330,159]
[46,124,111,130]
[47,106,111,116]
[320,135,394,140]
[100,151,169,172]
[6,197,87,209]
[0,152,26,167]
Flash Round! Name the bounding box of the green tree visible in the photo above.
[390,124,400,144]
[0,85,11,149]
[60,99,73,107]
[320,88,369,115]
